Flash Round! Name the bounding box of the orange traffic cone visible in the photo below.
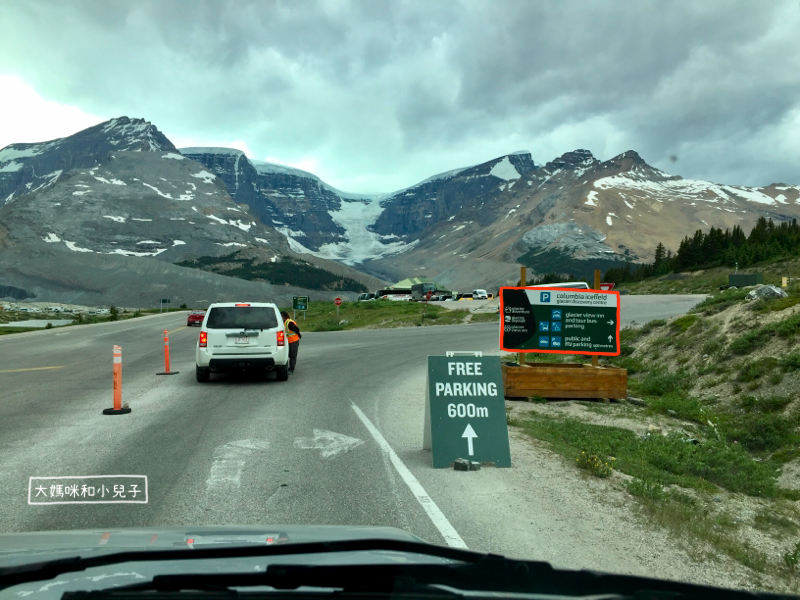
[156,329,179,375]
[103,345,131,415]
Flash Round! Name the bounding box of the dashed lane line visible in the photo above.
[0,365,65,373]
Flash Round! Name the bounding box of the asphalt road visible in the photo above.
[0,295,706,574]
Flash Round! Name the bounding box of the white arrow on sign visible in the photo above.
[462,424,478,456]
[608,335,614,342]
[293,429,364,459]
[607,319,615,325]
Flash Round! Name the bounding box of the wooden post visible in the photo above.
[592,269,601,370]
[518,266,527,366]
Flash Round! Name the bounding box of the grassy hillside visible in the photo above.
[615,256,800,295]
[177,251,368,292]
[506,286,800,589]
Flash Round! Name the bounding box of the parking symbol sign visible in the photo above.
[538,321,550,332]
[538,336,550,347]
[551,309,562,320]
[540,292,551,302]
[551,321,562,332]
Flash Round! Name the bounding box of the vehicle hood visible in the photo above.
[0,524,424,558]
[0,526,442,600]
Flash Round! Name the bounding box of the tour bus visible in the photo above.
[374,288,413,301]
[529,281,590,289]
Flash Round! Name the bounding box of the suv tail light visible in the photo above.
[199,331,207,347]
[277,330,285,346]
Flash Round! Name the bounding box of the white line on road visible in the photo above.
[351,402,467,549]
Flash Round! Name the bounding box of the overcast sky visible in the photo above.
[1,0,798,193]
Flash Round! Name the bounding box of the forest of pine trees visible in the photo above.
[604,217,800,284]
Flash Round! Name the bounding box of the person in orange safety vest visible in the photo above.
[280,311,301,373]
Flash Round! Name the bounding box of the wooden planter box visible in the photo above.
[502,362,628,399]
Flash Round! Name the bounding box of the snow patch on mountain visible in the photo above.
[65,240,93,253]
[191,170,216,184]
[489,156,521,181]
[594,174,779,206]
[585,191,598,206]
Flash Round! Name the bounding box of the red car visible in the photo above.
[187,310,206,326]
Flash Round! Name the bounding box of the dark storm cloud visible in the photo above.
[0,0,798,192]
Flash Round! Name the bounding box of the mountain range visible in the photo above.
[1,116,799,304]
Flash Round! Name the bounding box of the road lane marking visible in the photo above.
[168,326,188,334]
[294,429,364,459]
[206,439,270,491]
[0,365,65,373]
[351,402,467,549]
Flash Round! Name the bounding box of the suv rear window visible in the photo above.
[206,307,278,329]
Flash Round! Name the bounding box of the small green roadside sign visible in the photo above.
[292,296,308,311]
[499,287,620,356]
[423,355,511,468]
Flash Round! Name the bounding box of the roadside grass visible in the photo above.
[0,326,39,336]
[511,415,790,497]
[0,307,159,336]
[619,258,800,296]
[280,300,487,332]
[510,412,796,575]
[510,273,800,581]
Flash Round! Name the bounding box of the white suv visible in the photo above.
[195,302,290,382]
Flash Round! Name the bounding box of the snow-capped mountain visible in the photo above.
[183,142,800,288]
[0,117,176,205]
[180,148,538,266]
[0,117,380,306]
[4,114,800,300]
[180,148,417,265]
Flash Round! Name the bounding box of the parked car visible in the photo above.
[187,310,207,326]
[472,289,489,300]
[458,293,474,301]
[195,302,291,382]
[356,293,375,301]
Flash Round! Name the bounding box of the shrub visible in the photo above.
[781,351,800,372]
[640,319,667,335]
[639,369,691,396]
[702,338,725,355]
[576,451,613,478]
[729,328,772,355]
[627,478,666,500]
[721,412,797,453]
[671,314,698,332]
[736,357,778,382]
[45,322,53,329]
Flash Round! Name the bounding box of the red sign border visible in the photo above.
[498,286,621,356]
[334,297,343,306]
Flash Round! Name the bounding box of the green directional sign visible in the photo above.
[292,296,308,311]
[499,287,620,356]
[160,299,170,303]
[423,355,511,468]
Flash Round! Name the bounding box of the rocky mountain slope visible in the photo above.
[4,115,799,301]
[0,118,384,305]
[187,141,800,290]
[366,150,800,289]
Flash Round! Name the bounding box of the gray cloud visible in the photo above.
[0,0,798,192]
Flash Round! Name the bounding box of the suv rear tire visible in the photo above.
[196,365,210,382]
[276,365,289,381]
